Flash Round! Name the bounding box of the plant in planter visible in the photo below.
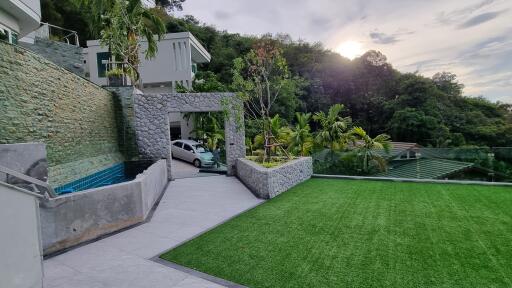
[106,68,125,86]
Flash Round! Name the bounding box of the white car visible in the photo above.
[171,140,215,168]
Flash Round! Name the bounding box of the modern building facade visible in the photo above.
[0,0,41,44]
[85,32,211,91]
[85,32,211,141]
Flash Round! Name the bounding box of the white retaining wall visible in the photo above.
[0,182,43,288]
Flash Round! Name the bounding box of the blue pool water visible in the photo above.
[55,163,131,194]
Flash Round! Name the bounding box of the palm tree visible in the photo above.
[288,112,314,156]
[255,115,291,158]
[350,127,391,173]
[75,0,165,86]
[313,104,352,151]
[204,116,224,151]
[188,112,225,150]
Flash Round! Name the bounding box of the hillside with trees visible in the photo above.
[41,2,512,148]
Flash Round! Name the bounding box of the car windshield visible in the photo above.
[193,144,210,153]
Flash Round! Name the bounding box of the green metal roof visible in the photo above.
[377,158,474,179]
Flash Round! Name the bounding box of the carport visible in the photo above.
[133,92,245,180]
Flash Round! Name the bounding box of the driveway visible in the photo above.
[43,176,264,288]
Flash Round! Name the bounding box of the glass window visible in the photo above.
[173,141,183,148]
[191,64,197,74]
[10,32,18,45]
[96,52,111,78]
[193,144,209,153]
[183,144,193,152]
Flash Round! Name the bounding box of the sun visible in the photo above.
[336,40,363,60]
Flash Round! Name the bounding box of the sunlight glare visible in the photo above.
[336,40,363,60]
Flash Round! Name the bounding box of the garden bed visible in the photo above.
[236,157,312,199]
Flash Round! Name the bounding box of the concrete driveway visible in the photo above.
[43,176,264,288]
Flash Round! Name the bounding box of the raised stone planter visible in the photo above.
[236,157,313,199]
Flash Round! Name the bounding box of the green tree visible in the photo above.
[155,0,186,12]
[232,38,303,161]
[350,127,391,173]
[313,104,352,150]
[100,0,165,85]
[288,112,314,156]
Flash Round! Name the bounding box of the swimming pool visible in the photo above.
[55,161,154,194]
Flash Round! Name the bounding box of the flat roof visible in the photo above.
[86,32,211,63]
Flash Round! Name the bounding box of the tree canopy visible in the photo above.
[40,2,512,148]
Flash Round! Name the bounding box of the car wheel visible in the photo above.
[193,159,201,168]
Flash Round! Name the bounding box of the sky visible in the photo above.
[176,0,512,103]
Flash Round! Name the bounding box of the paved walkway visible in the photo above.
[43,176,264,288]
[172,159,227,179]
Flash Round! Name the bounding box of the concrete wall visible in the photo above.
[0,143,47,185]
[0,41,124,186]
[40,160,167,255]
[0,0,41,36]
[0,182,43,288]
[236,157,313,199]
[134,92,245,179]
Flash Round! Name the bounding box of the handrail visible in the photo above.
[0,165,57,198]
[35,22,80,46]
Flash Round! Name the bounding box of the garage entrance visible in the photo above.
[133,92,245,180]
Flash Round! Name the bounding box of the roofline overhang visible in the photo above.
[86,32,211,63]
[0,0,41,36]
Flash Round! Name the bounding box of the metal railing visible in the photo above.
[312,147,512,184]
[0,165,57,198]
[32,23,79,46]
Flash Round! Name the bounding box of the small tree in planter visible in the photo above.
[232,37,303,162]
[106,67,126,86]
[76,0,166,88]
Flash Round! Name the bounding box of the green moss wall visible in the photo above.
[0,42,124,186]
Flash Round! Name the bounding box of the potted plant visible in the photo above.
[106,68,125,87]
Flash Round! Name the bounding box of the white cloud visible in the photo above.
[177,0,512,102]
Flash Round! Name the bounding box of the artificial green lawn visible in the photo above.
[161,179,512,287]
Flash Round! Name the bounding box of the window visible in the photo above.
[193,144,209,153]
[183,144,193,152]
[10,32,18,45]
[191,63,197,74]
[96,52,111,78]
[173,141,183,148]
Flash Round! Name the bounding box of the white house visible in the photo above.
[0,0,41,44]
[85,32,211,140]
[85,32,211,91]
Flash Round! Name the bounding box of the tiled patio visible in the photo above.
[43,175,264,288]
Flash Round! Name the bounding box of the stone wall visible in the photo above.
[0,42,123,186]
[106,87,140,160]
[236,157,313,199]
[134,92,245,178]
[19,38,85,77]
[40,160,168,255]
